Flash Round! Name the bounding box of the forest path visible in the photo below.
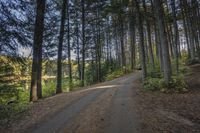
[27,71,143,133]
[5,66,200,133]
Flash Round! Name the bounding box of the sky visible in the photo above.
[18,46,32,57]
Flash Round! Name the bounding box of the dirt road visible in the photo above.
[26,72,143,133]
[5,69,200,133]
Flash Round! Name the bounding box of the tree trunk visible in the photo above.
[37,41,42,99]
[181,0,195,60]
[81,0,85,86]
[114,19,121,67]
[30,0,46,101]
[164,0,174,58]
[76,24,81,81]
[142,0,155,68]
[67,0,72,84]
[75,0,81,80]
[154,0,172,84]
[181,4,191,58]
[129,10,136,70]
[56,0,67,94]
[144,27,149,63]
[135,0,147,81]
[171,0,179,74]
[119,15,126,72]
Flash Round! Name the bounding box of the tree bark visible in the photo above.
[181,4,191,58]
[154,0,172,84]
[119,15,126,71]
[74,0,81,80]
[142,0,155,68]
[181,0,195,60]
[129,10,136,70]
[67,0,72,84]
[30,0,46,101]
[81,0,85,86]
[56,0,67,94]
[171,0,179,74]
[135,0,147,81]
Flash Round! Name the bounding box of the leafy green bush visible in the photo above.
[0,88,30,123]
[146,62,162,78]
[42,79,56,97]
[166,76,188,93]
[71,80,82,90]
[105,69,124,81]
[143,78,164,91]
[179,65,191,75]
[143,76,188,93]
[0,84,19,105]
[0,102,30,124]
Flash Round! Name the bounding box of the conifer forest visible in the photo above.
[0,0,200,132]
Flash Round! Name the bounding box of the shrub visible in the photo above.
[0,102,30,124]
[166,76,188,93]
[0,82,31,123]
[179,65,191,75]
[143,76,188,93]
[143,78,164,91]
[0,84,19,105]
[146,63,162,78]
[42,79,56,97]
[105,69,124,81]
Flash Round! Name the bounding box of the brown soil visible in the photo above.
[133,64,200,133]
[0,64,200,133]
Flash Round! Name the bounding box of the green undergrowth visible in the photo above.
[0,85,30,125]
[143,57,190,93]
[143,75,188,93]
[0,78,80,124]
[105,67,133,81]
[0,101,30,125]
